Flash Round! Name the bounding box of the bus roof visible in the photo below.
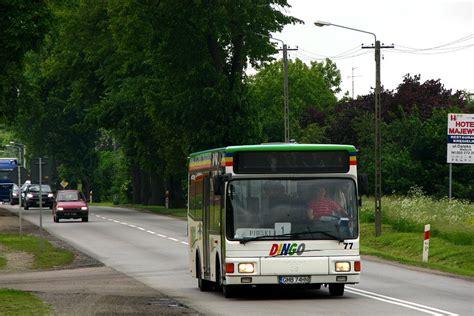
[189,144,356,158]
[0,158,18,170]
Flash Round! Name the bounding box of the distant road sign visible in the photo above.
[60,180,69,188]
[447,113,474,164]
[30,158,52,184]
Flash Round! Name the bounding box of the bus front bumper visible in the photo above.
[224,255,360,285]
[225,274,359,285]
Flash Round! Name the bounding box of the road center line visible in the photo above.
[346,287,457,316]
[92,213,186,244]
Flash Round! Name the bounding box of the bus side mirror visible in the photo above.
[213,173,231,196]
[357,173,369,196]
[213,175,224,196]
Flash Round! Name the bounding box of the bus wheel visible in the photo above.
[215,258,222,292]
[196,254,212,291]
[329,284,345,296]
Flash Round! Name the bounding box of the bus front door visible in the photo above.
[202,174,211,279]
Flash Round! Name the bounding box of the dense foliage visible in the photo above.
[1,1,472,203]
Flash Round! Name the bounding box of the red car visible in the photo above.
[52,190,89,223]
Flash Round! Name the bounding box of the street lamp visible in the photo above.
[255,32,290,143]
[6,143,24,237]
[314,21,383,237]
[9,141,26,168]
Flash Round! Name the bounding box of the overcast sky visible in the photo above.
[271,0,473,98]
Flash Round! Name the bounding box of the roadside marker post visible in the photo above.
[423,224,430,263]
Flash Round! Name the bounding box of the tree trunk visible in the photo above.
[168,176,186,208]
[149,171,165,205]
[140,169,151,205]
[132,165,141,204]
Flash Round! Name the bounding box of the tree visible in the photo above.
[12,0,301,207]
[247,58,340,142]
[328,74,471,199]
[0,0,50,120]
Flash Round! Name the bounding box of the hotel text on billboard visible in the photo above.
[447,113,474,164]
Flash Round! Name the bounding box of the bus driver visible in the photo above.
[307,186,348,220]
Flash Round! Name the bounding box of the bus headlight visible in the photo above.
[57,207,64,211]
[238,263,255,273]
[335,261,351,272]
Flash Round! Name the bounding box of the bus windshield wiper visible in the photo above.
[239,234,282,244]
[239,230,343,244]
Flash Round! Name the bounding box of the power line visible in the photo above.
[390,43,474,55]
[394,34,473,52]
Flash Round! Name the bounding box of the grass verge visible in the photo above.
[360,223,474,277]
[0,234,74,269]
[92,202,187,219]
[0,288,53,315]
[0,256,6,269]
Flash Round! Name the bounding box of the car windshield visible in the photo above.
[226,178,358,241]
[57,192,83,202]
[29,185,52,192]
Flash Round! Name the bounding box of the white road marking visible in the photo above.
[92,213,186,245]
[346,287,458,316]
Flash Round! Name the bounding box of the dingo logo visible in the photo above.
[269,243,306,256]
[450,114,457,121]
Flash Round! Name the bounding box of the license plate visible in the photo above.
[279,276,310,284]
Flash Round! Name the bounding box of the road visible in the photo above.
[5,205,472,315]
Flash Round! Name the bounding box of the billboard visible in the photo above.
[447,113,474,164]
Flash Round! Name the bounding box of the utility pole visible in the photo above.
[348,66,361,99]
[362,41,394,237]
[279,44,298,142]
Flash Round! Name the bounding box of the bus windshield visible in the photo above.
[226,178,358,241]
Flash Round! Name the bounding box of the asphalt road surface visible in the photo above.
[5,205,472,315]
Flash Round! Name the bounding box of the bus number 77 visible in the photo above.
[343,243,353,249]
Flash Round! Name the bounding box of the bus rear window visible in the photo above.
[233,150,350,174]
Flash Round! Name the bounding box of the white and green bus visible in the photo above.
[188,144,367,297]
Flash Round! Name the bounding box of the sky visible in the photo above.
[271,0,473,98]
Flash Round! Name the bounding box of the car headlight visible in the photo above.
[238,263,255,273]
[81,206,88,211]
[48,193,54,198]
[57,207,64,211]
[27,193,33,198]
[335,261,351,272]
[12,193,18,197]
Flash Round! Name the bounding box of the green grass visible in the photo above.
[0,289,53,315]
[124,204,187,218]
[361,223,474,276]
[0,256,6,269]
[0,234,74,269]
[360,189,474,277]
